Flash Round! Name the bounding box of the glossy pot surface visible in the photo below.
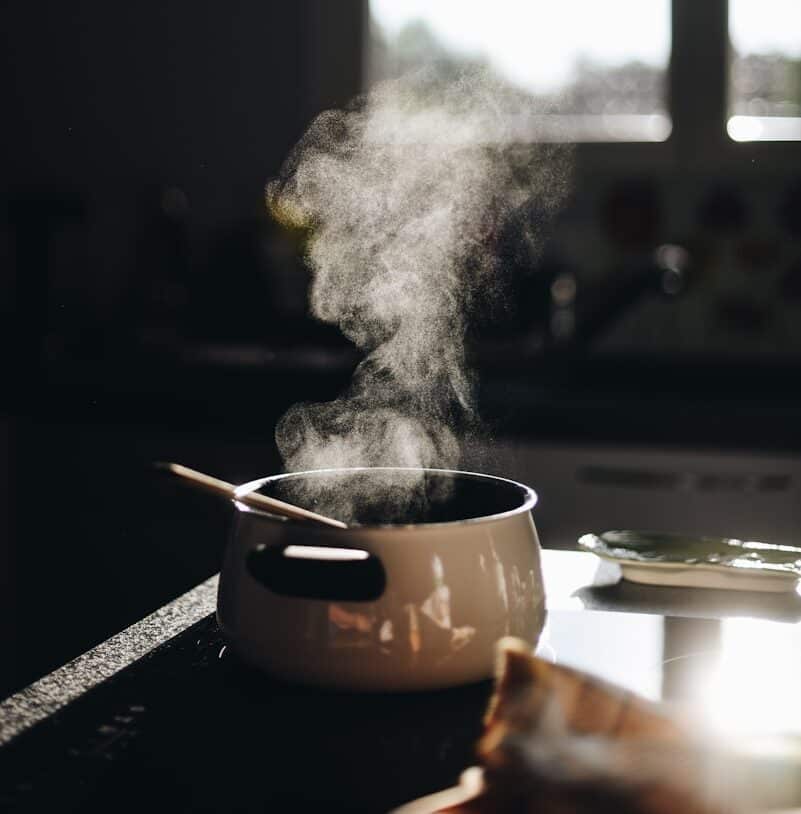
[217,467,545,691]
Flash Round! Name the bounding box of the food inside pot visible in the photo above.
[257,469,532,527]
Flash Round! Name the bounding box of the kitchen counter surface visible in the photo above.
[0,575,219,748]
[2,549,801,813]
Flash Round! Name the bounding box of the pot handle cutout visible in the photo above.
[246,542,386,602]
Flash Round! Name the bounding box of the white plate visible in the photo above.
[579,531,801,593]
[617,559,799,592]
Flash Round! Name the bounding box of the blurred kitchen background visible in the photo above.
[1,0,801,697]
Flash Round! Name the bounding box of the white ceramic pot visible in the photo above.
[217,467,545,691]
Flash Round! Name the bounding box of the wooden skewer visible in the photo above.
[157,462,348,529]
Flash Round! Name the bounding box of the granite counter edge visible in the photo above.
[0,575,219,746]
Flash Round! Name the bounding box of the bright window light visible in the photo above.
[695,617,801,737]
[368,0,671,142]
[729,0,801,141]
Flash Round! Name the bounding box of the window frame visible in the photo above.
[305,0,801,169]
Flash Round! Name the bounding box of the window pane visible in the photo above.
[728,0,801,141]
[367,0,671,142]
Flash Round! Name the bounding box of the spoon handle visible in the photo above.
[158,462,347,529]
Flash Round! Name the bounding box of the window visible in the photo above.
[367,0,672,142]
[728,0,801,141]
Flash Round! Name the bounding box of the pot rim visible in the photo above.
[234,466,537,532]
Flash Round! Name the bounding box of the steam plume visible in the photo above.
[267,69,571,523]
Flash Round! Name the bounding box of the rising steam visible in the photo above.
[267,68,571,523]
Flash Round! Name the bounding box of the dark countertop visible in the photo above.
[6,550,801,749]
[0,576,219,747]
[3,550,801,813]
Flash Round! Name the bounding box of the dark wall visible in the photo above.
[1,1,307,355]
[0,0,364,698]
[2,2,304,209]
